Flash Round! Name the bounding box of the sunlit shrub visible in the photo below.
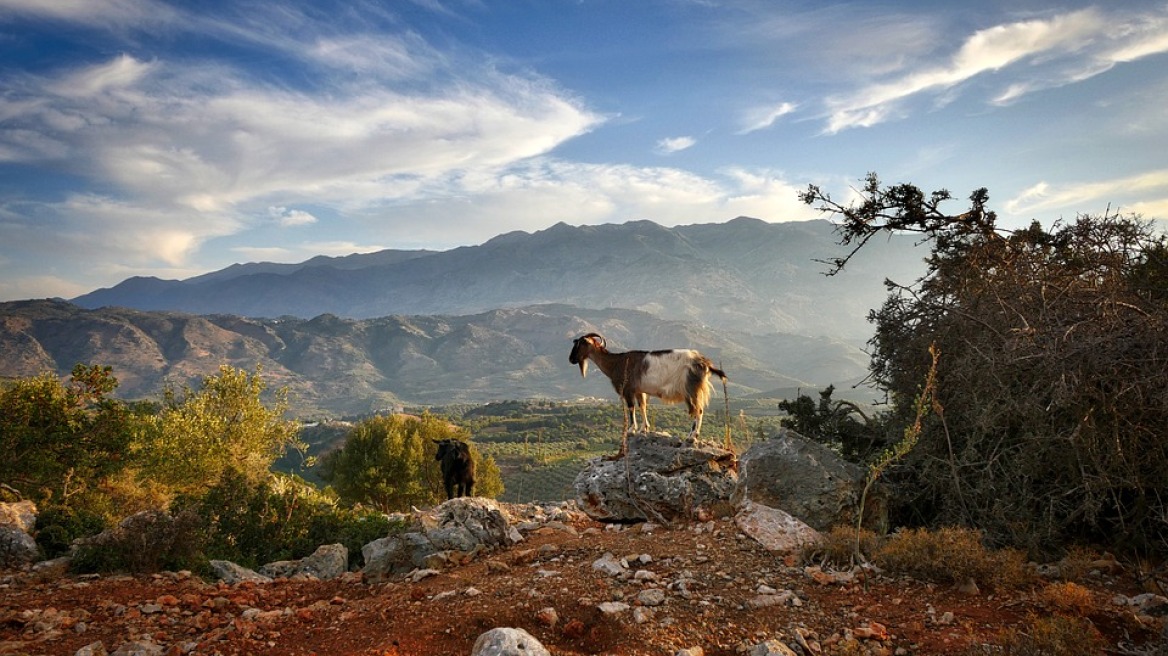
[872,526,1031,589]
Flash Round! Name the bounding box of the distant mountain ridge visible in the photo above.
[0,299,870,416]
[72,218,925,340]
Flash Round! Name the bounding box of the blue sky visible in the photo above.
[2,0,1167,301]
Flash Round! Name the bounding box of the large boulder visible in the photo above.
[362,497,520,582]
[732,428,887,533]
[573,432,738,524]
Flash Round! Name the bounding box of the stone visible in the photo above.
[732,428,887,533]
[208,560,272,585]
[573,432,738,523]
[735,501,822,554]
[636,588,666,606]
[363,498,519,582]
[109,640,163,656]
[74,642,108,656]
[0,524,40,568]
[748,639,799,656]
[591,552,627,576]
[471,627,551,656]
[260,543,347,581]
[598,601,631,615]
[535,606,558,627]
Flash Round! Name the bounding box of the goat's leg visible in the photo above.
[688,410,704,441]
[639,393,651,432]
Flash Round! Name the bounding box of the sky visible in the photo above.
[2,0,1167,302]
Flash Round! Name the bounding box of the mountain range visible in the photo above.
[1,218,925,415]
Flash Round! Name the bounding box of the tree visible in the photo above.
[320,413,503,513]
[778,385,887,462]
[0,364,135,502]
[803,174,1168,556]
[136,365,302,494]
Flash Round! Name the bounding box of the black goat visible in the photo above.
[433,438,476,500]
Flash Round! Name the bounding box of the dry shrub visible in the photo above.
[993,615,1107,656]
[1039,582,1097,616]
[1056,545,1101,583]
[872,526,1031,589]
[805,525,883,566]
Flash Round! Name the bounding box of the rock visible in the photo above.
[637,588,667,606]
[259,543,347,580]
[535,606,558,627]
[208,560,272,585]
[471,627,551,656]
[732,428,887,533]
[109,640,163,656]
[363,498,519,582]
[633,606,655,624]
[735,501,822,554]
[75,642,108,656]
[675,649,704,656]
[0,500,37,533]
[591,552,627,576]
[598,601,631,615]
[0,524,40,568]
[749,639,799,656]
[573,432,738,523]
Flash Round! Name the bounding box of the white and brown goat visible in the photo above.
[568,332,727,455]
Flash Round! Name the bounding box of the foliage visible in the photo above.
[70,509,205,574]
[778,385,888,462]
[136,365,303,494]
[804,174,1168,556]
[34,504,109,559]
[0,364,136,503]
[1039,582,1097,616]
[871,526,1031,590]
[982,615,1107,656]
[805,525,882,567]
[320,413,502,512]
[174,469,394,570]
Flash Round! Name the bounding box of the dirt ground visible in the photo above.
[2,511,1165,656]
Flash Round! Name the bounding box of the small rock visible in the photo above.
[592,552,627,576]
[535,607,558,628]
[636,588,666,607]
[632,606,655,624]
[74,642,107,656]
[471,627,551,656]
[675,648,704,656]
[748,639,799,656]
[598,601,631,616]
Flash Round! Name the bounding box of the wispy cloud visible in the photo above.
[1005,169,1168,217]
[738,102,796,134]
[654,136,696,154]
[824,7,1168,133]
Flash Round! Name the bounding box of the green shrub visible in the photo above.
[34,504,108,559]
[985,615,1107,656]
[71,509,204,574]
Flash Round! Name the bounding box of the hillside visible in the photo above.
[0,300,870,416]
[72,218,925,340]
[3,509,1161,656]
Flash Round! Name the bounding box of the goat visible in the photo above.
[433,438,476,500]
[568,332,727,456]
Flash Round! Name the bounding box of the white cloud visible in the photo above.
[655,136,696,154]
[0,0,178,29]
[738,102,796,134]
[268,206,319,227]
[1005,169,1168,217]
[824,7,1168,133]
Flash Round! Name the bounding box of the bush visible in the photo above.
[1039,582,1097,616]
[806,525,882,567]
[176,469,398,570]
[872,526,1031,590]
[34,504,108,559]
[71,509,204,574]
[985,615,1107,656]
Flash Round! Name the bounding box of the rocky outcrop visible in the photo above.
[0,500,39,568]
[735,500,822,554]
[573,432,738,524]
[732,428,887,533]
[362,497,521,582]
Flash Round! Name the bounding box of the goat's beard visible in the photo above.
[579,360,588,377]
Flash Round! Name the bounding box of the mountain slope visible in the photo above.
[72,219,925,339]
[0,299,869,416]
